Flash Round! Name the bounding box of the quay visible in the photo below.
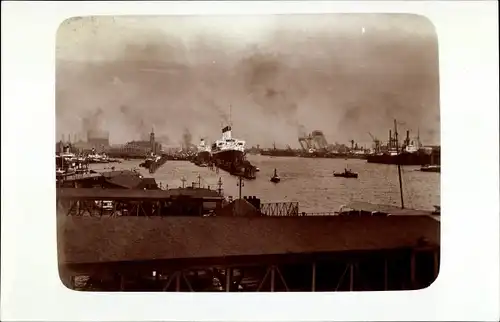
[59,215,439,292]
[142,155,168,174]
[57,170,158,190]
[57,186,440,292]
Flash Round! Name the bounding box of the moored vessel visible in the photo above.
[366,122,439,166]
[211,124,257,179]
[194,138,212,166]
[260,143,298,157]
[211,125,246,165]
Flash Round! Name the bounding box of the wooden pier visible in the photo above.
[58,203,440,292]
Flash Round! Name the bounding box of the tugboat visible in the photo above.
[270,168,281,183]
[333,168,358,178]
[139,152,160,169]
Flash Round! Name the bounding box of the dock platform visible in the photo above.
[59,215,440,292]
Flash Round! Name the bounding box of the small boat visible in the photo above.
[420,165,440,173]
[270,168,281,183]
[333,168,358,178]
[139,152,158,168]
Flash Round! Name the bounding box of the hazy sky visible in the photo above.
[56,14,440,147]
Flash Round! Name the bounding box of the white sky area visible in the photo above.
[56,15,440,147]
[57,15,370,60]
[58,16,281,61]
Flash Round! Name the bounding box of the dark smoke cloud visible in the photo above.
[182,128,193,149]
[81,107,104,133]
[56,14,439,148]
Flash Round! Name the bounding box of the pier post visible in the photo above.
[349,263,354,291]
[237,176,244,199]
[433,250,439,280]
[394,119,405,209]
[120,274,125,291]
[175,272,181,292]
[270,266,276,292]
[384,258,388,291]
[311,262,316,292]
[217,177,223,195]
[410,251,416,289]
[225,268,232,292]
[70,276,75,289]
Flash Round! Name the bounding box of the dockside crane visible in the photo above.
[368,132,381,153]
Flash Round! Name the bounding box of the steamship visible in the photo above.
[260,143,298,157]
[211,125,246,168]
[195,138,212,166]
[366,124,440,166]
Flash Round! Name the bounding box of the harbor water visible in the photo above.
[90,155,440,213]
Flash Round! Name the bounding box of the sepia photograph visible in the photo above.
[56,14,441,292]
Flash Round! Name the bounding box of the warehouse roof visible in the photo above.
[58,215,439,265]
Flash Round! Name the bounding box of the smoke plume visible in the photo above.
[56,14,440,148]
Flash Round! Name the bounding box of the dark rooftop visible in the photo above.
[56,188,224,201]
[104,172,144,189]
[58,215,440,265]
[165,187,220,198]
[60,173,103,182]
[215,199,263,217]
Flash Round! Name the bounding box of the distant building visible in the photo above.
[104,129,162,157]
[56,141,72,154]
[72,140,97,153]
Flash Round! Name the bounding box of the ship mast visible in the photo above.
[394,119,405,209]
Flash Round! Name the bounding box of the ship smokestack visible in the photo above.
[389,130,392,148]
[150,128,155,155]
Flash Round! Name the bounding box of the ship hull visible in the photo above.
[212,149,256,179]
[366,151,440,166]
[261,150,297,157]
[196,151,212,164]
[334,173,358,178]
[212,149,245,166]
[420,165,441,173]
[139,159,154,168]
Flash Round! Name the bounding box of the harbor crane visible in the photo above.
[298,130,329,152]
[368,132,381,153]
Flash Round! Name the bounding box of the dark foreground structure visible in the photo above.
[58,214,439,292]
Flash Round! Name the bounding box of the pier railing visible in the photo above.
[259,202,338,217]
[260,202,299,217]
[56,188,223,217]
[298,212,337,216]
